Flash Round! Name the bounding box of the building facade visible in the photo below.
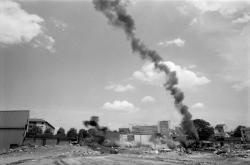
[28,118,55,134]
[132,125,158,135]
[158,120,170,136]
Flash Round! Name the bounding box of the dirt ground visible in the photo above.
[0,145,250,165]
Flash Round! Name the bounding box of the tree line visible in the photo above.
[26,126,89,141]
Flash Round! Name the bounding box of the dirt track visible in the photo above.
[1,145,250,165]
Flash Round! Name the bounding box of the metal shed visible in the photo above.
[0,110,29,153]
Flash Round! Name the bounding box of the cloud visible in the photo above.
[232,13,250,24]
[232,79,250,91]
[141,96,156,103]
[158,38,185,47]
[191,102,205,109]
[132,62,210,89]
[51,18,68,31]
[187,64,197,69]
[0,0,55,52]
[105,83,135,92]
[187,0,248,16]
[190,17,198,25]
[102,100,139,112]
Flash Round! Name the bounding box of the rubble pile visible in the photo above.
[4,144,102,158]
[214,145,250,158]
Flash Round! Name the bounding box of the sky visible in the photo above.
[0,0,249,132]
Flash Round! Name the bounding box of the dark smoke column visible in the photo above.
[92,0,198,141]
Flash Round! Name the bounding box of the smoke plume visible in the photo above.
[92,0,198,140]
[84,116,108,144]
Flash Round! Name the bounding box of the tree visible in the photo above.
[67,128,78,140]
[56,127,66,137]
[78,129,89,141]
[193,119,214,141]
[233,125,246,137]
[27,125,43,137]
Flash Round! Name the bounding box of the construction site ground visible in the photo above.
[0,144,250,165]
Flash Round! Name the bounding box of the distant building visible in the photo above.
[131,125,158,145]
[119,128,130,134]
[158,121,170,136]
[28,118,55,134]
[105,130,120,142]
[0,110,29,153]
[132,125,158,135]
[241,127,250,142]
[214,124,227,137]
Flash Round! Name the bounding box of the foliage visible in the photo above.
[56,127,66,137]
[193,119,214,141]
[78,129,89,141]
[67,128,78,140]
[233,125,246,137]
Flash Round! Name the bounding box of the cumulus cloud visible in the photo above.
[158,38,185,47]
[132,62,211,89]
[0,0,55,52]
[105,83,135,92]
[187,0,248,16]
[141,96,156,103]
[191,102,205,109]
[232,13,250,24]
[232,79,250,91]
[102,100,139,112]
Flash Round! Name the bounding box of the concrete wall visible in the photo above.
[134,135,152,145]
[23,138,68,146]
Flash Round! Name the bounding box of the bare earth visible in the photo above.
[0,145,250,165]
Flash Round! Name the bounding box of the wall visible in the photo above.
[105,131,120,142]
[0,111,29,153]
[23,138,68,146]
[0,54,5,109]
[0,129,25,153]
[134,134,152,145]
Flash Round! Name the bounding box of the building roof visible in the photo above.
[29,118,55,129]
[29,118,46,122]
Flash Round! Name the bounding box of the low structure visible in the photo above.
[158,121,170,137]
[214,124,228,138]
[0,110,29,153]
[119,128,130,134]
[131,125,158,145]
[28,118,55,134]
